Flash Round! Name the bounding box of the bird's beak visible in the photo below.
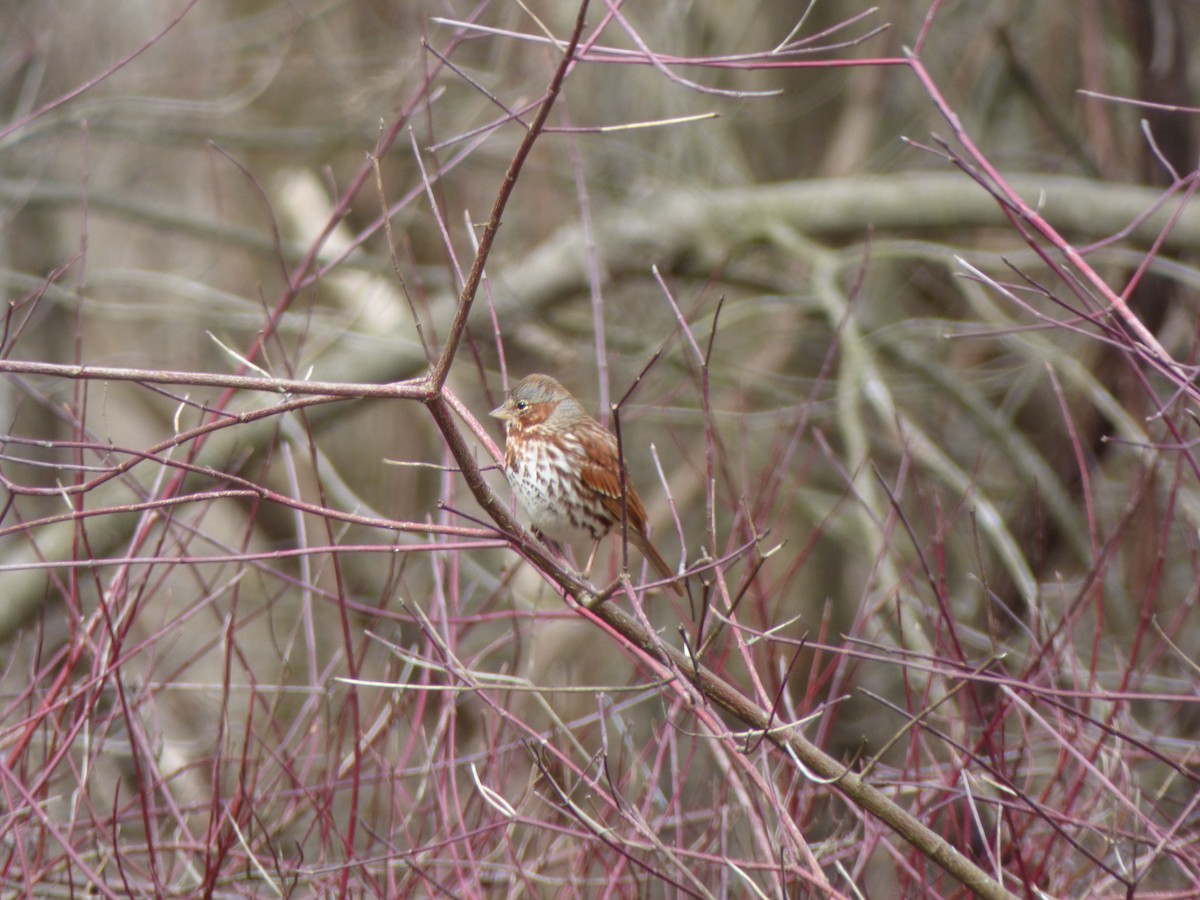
[489,403,510,420]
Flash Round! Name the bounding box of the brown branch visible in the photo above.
[429,0,590,390]
[0,359,428,398]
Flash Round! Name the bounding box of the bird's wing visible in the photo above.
[578,425,649,531]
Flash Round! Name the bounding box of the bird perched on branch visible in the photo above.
[491,374,683,596]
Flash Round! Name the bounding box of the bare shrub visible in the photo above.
[3,1,1199,896]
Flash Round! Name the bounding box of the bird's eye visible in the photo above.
[515,400,528,411]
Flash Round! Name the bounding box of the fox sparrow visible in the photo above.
[491,374,683,595]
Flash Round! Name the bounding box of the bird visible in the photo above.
[490,374,683,595]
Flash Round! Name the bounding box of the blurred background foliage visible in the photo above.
[3,0,1200,895]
